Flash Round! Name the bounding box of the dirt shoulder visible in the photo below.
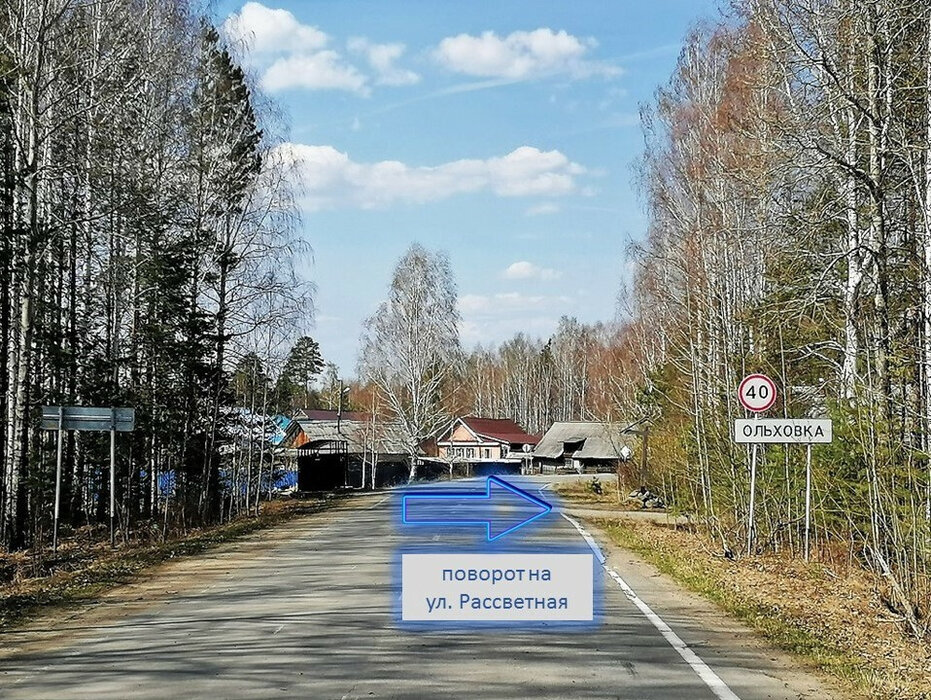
[0,494,366,647]
[581,513,931,700]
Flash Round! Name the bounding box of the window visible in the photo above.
[467,448,475,459]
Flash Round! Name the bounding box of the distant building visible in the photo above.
[435,417,539,475]
[283,409,413,489]
[532,421,633,474]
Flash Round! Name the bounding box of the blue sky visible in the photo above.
[214,1,721,376]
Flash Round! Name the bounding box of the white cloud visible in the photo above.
[262,51,369,94]
[275,143,587,210]
[502,261,562,281]
[223,2,328,53]
[461,293,539,314]
[457,291,573,345]
[459,292,570,315]
[459,316,560,345]
[223,4,421,95]
[525,202,560,216]
[434,28,621,81]
[348,38,420,86]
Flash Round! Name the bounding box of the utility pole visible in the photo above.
[337,380,350,487]
[337,379,344,433]
[640,424,649,486]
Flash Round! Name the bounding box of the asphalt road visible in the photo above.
[0,477,836,699]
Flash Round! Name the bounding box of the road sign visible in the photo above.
[738,374,777,412]
[734,416,834,562]
[41,406,135,432]
[41,406,135,550]
[734,418,833,444]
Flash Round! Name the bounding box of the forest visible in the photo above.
[625,0,931,637]
[358,0,931,637]
[0,0,310,551]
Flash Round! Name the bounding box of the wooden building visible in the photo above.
[532,421,633,474]
[283,409,413,489]
[435,417,539,475]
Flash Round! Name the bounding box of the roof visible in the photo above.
[300,408,369,422]
[269,415,291,445]
[533,421,632,460]
[225,408,289,446]
[293,419,413,456]
[447,416,538,445]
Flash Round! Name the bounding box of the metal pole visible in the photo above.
[804,443,812,562]
[110,408,116,547]
[337,379,343,433]
[640,425,649,487]
[53,407,64,553]
[337,380,347,487]
[747,442,758,556]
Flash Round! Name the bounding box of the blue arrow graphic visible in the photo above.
[401,476,553,541]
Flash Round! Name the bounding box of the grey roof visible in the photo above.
[533,421,632,460]
[294,419,413,456]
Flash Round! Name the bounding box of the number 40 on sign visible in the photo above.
[738,373,777,412]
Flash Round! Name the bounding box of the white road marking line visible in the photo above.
[562,515,740,700]
[560,514,606,564]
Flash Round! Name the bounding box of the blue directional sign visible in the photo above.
[402,476,552,541]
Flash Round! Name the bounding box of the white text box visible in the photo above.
[401,553,593,622]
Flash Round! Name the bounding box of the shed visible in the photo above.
[533,421,634,474]
[284,412,417,489]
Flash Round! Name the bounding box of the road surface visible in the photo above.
[0,477,838,699]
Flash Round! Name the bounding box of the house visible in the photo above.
[283,409,414,489]
[532,421,633,474]
[435,417,539,475]
[182,409,298,498]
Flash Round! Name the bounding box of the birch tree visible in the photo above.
[0,0,309,551]
[359,244,460,481]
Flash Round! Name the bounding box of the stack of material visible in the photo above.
[627,487,666,509]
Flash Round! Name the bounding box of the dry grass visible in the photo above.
[553,477,628,507]
[597,518,931,700]
[0,496,338,631]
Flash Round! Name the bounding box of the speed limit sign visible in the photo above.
[738,374,777,412]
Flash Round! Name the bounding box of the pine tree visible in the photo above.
[276,336,325,411]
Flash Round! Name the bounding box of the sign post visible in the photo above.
[733,406,832,560]
[110,408,117,547]
[41,406,135,551]
[738,374,777,555]
[53,407,64,553]
[746,432,758,556]
[804,443,812,562]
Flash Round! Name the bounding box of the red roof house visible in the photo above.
[436,416,538,464]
